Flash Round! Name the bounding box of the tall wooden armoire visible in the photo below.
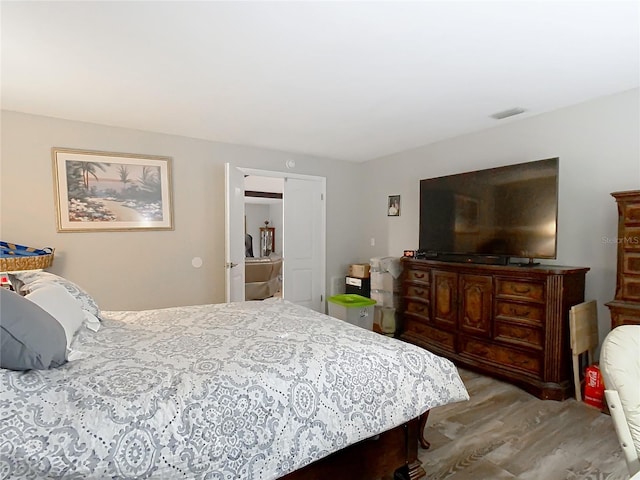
[606,190,640,328]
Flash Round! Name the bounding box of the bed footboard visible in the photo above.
[281,416,426,480]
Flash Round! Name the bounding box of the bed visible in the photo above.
[1,272,469,479]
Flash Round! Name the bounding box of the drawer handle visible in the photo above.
[414,272,425,279]
[509,306,531,317]
[413,304,425,312]
[414,289,425,296]
[513,285,531,294]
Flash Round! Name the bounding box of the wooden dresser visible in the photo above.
[399,258,589,400]
[606,190,640,328]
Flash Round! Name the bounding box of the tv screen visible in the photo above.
[419,157,559,261]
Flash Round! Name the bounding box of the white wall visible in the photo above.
[244,203,269,255]
[0,111,366,310]
[2,89,637,337]
[244,202,283,256]
[361,88,640,340]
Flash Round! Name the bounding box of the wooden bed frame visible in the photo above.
[282,413,431,480]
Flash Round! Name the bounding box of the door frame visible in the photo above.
[229,166,327,310]
[224,163,246,302]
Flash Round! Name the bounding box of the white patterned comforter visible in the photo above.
[0,299,468,479]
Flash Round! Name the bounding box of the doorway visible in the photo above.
[224,165,326,312]
[244,175,284,259]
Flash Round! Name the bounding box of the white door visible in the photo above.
[283,177,326,312]
[224,163,245,302]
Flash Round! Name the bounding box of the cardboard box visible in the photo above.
[348,264,371,278]
[370,271,400,292]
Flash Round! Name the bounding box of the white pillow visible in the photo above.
[13,271,101,319]
[83,310,101,332]
[26,283,85,350]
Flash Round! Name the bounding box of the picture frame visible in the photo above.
[52,148,174,232]
[388,195,401,216]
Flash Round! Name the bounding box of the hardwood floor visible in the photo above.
[418,369,629,480]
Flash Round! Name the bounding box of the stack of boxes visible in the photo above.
[370,257,402,336]
[331,264,375,331]
[345,264,371,297]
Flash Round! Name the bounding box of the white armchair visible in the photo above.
[600,325,640,478]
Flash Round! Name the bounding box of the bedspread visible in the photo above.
[0,299,468,479]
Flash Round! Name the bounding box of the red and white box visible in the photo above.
[583,364,606,410]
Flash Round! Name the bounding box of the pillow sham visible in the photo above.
[25,283,85,349]
[83,310,101,332]
[13,270,101,319]
[0,288,67,370]
[7,273,27,296]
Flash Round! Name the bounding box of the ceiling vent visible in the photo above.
[490,107,526,120]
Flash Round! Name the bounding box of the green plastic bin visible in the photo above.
[327,294,377,330]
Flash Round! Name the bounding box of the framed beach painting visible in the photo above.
[52,148,174,232]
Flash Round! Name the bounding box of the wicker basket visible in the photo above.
[0,242,54,272]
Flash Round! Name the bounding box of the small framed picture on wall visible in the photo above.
[388,195,400,216]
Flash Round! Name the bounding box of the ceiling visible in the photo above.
[2,1,638,162]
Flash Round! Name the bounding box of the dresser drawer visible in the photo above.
[495,300,544,325]
[405,269,430,283]
[459,336,541,376]
[405,284,429,299]
[623,203,640,225]
[621,277,640,302]
[494,320,543,350]
[623,251,640,274]
[621,228,640,250]
[608,307,640,328]
[496,279,544,301]
[405,299,430,321]
[404,320,455,353]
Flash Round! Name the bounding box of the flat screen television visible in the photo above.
[419,157,559,264]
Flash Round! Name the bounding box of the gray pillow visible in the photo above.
[0,288,67,370]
